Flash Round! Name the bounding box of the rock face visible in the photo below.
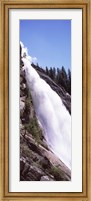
[32,64,71,114]
[20,132,71,181]
[20,56,71,181]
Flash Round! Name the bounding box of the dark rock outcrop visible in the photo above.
[32,64,71,114]
[20,53,71,181]
[20,130,71,181]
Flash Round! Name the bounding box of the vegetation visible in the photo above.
[24,117,43,143]
[45,66,71,95]
[21,86,44,144]
[20,142,32,158]
[31,63,71,95]
[20,45,71,181]
[49,166,67,181]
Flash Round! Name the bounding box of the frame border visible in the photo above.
[0,0,91,201]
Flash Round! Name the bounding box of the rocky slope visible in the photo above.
[32,63,71,114]
[20,60,71,181]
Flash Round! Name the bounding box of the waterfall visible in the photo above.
[21,43,71,170]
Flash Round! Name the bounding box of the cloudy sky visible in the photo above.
[20,20,71,72]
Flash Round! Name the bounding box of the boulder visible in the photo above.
[40,175,54,181]
[22,163,30,177]
[20,99,25,111]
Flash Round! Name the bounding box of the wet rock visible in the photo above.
[27,141,42,156]
[20,158,25,173]
[29,165,44,180]
[26,173,36,181]
[40,175,53,181]
[32,66,71,114]
[39,156,51,169]
[20,57,71,181]
[20,99,25,111]
[22,163,30,177]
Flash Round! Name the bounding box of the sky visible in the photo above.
[20,20,71,72]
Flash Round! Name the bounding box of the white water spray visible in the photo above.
[21,43,71,170]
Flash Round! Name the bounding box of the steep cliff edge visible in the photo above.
[20,58,71,181]
[32,63,71,114]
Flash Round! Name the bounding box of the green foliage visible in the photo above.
[67,69,71,95]
[20,84,44,146]
[45,66,71,95]
[24,117,43,144]
[49,166,65,181]
[25,96,32,108]
[57,66,68,91]
[20,142,32,158]
[46,66,49,75]
[31,61,71,95]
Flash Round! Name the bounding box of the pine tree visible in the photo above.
[53,67,56,81]
[46,66,49,75]
[67,69,71,95]
[49,67,54,79]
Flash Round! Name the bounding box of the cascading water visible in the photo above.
[21,42,71,170]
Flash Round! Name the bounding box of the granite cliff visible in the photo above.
[20,51,71,181]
